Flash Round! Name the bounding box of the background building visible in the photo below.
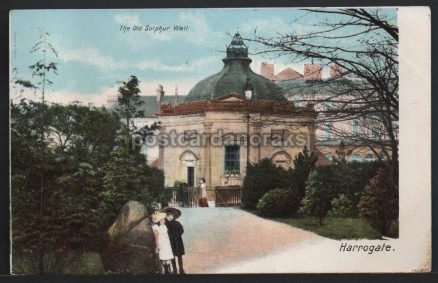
[107,85,187,166]
[261,62,396,163]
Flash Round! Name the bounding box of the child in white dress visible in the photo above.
[152,211,174,274]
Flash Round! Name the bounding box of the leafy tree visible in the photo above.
[11,68,37,100]
[13,31,59,273]
[115,76,145,134]
[11,101,168,274]
[11,101,119,273]
[292,146,317,198]
[113,76,162,154]
[99,142,164,228]
[299,170,330,225]
[358,168,398,235]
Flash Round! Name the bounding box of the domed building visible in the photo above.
[156,33,317,205]
[184,33,285,102]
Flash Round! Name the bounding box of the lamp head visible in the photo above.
[244,78,254,100]
[245,89,252,100]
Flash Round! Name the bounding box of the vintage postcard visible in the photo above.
[9,7,430,274]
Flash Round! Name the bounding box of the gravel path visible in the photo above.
[177,208,427,273]
[177,207,323,273]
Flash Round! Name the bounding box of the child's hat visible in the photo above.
[152,211,167,223]
[162,207,182,219]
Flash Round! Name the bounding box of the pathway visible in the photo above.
[177,207,323,273]
[177,207,424,273]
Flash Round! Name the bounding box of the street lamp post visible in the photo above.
[244,78,254,169]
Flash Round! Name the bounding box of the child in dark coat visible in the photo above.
[163,207,185,274]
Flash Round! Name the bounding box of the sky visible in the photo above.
[10,8,397,106]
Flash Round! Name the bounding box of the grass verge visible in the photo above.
[271,216,382,239]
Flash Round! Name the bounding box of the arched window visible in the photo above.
[271,151,292,169]
[352,153,362,162]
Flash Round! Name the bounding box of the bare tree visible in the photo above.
[245,8,399,172]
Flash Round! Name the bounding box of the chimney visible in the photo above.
[329,63,343,78]
[261,62,274,80]
[174,85,179,105]
[303,63,323,80]
[156,84,165,102]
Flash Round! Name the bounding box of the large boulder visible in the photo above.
[100,201,160,274]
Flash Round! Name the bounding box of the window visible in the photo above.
[379,152,388,161]
[322,102,332,111]
[325,153,333,161]
[183,130,197,142]
[352,153,362,162]
[225,145,240,172]
[352,120,358,135]
[324,123,332,139]
[365,154,374,162]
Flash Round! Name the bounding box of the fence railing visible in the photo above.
[215,186,241,207]
[169,186,202,207]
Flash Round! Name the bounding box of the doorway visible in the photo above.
[187,166,195,187]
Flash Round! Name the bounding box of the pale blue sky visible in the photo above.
[10,8,397,106]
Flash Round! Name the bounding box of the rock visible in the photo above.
[100,201,160,274]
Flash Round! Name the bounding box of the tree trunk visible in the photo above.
[38,250,44,274]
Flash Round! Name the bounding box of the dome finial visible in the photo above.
[226,31,248,60]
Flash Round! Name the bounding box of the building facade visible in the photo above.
[155,33,317,196]
[260,62,396,163]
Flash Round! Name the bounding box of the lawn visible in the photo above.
[269,216,383,240]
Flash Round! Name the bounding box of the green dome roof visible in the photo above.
[185,33,286,103]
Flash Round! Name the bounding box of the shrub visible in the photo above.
[358,168,398,235]
[241,158,290,209]
[314,161,387,215]
[299,170,330,225]
[328,194,356,218]
[256,188,301,217]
